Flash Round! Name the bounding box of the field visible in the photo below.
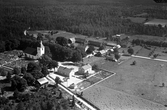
[144,19,167,28]
[82,57,167,109]
[83,85,166,110]
[126,17,146,23]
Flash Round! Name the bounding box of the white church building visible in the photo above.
[24,41,45,59]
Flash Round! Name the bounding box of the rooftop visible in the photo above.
[37,77,49,85]
[24,47,37,56]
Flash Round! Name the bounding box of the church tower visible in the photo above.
[37,41,45,58]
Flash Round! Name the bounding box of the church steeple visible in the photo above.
[37,40,45,58]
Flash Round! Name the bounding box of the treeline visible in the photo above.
[1,2,167,42]
[132,39,167,47]
[0,87,74,110]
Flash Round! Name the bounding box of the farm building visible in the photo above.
[75,37,88,44]
[88,40,104,47]
[144,19,167,27]
[23,41,45,59]
[79,64,92,73]
[57,66,74,77]
[48,73,68,82]
[37,77,49,88]
[106,42,117,47]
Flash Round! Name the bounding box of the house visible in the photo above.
[79,64,92,73]
[95,50,106,57]
[23,41,45,59]
[37,77,49,88]
[57,66,73,78]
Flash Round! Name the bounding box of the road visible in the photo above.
[132,55,167,62]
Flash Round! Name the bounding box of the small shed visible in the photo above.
[37,77,49,88]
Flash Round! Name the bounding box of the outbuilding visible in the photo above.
[79,64,92,74]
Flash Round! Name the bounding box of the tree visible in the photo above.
[99,45,105,50]
[27,62,41,72]
[76,46,87,58]
[23,73,35,86]
[21,67,27,74]
[114,53,121,61]
[13,67,21,75]
[0,68,7,76]
[56,37,68,46]
[41,66,49,76]
[45,46,52,58]
[92,64,99,70]
[86,46,95,54]
[6,71,12,82]
[128,48,134,55]
[48,60,58,69]
[37,34,43,41]
[131,61,136,65]
[113,47,119,53]
[15,101,25,110]
[55,77,61,87]
[11,75,28,92]
[39,54,52,67]
[0,97,9,106]
[31,70,44,79]
[13,89,20,99]
[3,105,11,110]
[71,51,82,62]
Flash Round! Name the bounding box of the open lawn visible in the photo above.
[83,85,166,110]
[97,57,167,105]
[152,47,167,60]
[82,57,167,109]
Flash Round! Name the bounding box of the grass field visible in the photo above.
[83,85,166,110]
[82,57,167,109]
[99,57,167,105]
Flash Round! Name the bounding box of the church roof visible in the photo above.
[24,47,37,55]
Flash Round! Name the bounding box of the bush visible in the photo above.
[92,64,99,70]
[0,68,7,76]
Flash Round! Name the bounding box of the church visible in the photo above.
[24,41,45,59]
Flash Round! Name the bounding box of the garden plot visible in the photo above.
[136,47,154,57]
[153,47,167,60]
[94,71,113,79]
[4,59,31,68]
[76,71,114,91]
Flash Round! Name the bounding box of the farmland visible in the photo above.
[83,85,166,110]
[81,57,167,109]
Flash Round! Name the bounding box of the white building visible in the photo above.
[37,41,45,57]
[37,77,49,88]
[24,41,45,59]
[57,66,74,78]
[79,64,92,74]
